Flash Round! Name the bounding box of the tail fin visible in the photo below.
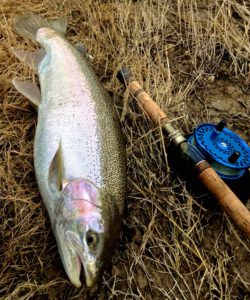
[15,12,50,40]
[14,12,67,41]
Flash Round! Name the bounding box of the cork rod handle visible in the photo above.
[199,167,250,238]
[117,67,167,125]
[127,80,167,125]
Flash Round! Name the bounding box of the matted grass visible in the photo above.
[0,0,249,299]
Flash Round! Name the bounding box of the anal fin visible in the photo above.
[12,79,41,109]
[12,48,45,71]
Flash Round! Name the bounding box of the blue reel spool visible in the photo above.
[188,120,250,180]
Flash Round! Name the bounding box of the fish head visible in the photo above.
[53,179,121,288]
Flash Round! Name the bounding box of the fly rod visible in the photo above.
[117,67,250,238]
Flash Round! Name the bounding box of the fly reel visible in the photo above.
[188,120,250,180]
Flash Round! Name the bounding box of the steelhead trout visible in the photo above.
[12,13,126,288]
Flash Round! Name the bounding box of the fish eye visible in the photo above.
[86,232,98,247]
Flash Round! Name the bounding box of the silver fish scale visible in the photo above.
[34,29,126,215]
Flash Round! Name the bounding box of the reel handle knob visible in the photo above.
[216,119,227,131]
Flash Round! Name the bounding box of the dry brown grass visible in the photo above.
[0,0,250,299]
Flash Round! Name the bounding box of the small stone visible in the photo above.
[168,195,175,204]
[208,75,215,83]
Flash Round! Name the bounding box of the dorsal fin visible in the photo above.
[48,17,67,34]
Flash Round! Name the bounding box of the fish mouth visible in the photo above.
[62,245,99,288]
[78,252,99,288]
[83,261,98,288]
[55,227,99,288]
[68,255,82,288]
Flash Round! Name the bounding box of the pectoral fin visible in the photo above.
[49,141,65,192]
[12,48,45,71]
[12,79,41,109]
